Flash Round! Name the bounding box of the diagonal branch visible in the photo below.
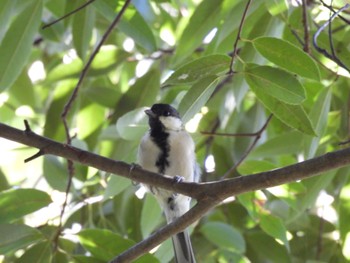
[2,121,350,260]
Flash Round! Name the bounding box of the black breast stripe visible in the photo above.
[150,127,170,174]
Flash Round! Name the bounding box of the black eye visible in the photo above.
[164,111,170,116]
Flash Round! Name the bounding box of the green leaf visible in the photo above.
[43,80,76,141]
[116,107,148,141]
[114,68,160,119]
[299,171,336,211]
[16,241,52,263]
[250,131,303,158]
[173,0,225,64]
[200,222,245,253]
[43,156,68,192]
[164,54,230,86]
[78,229,157,262]
[252,37,320,80]
[260,214,289,250]
[245,65,306,104]
[249,81,316,135]
[178,75,222,123]
[46,47,128,82]
[304,87,331,159]
[78,229,132,261]
[93,1,156,52]
[246,232,291,263]
[0,224,43,254]
[119,8,157,52]
[141,194,162,238]
[84,87,121,108]
[0,0,43,90]
[72,0,95,61]
[0,189,51,223]
[77,103,106,139]
[264,0,288,16]
[103,176,131,200]
[0,0,16,41]
[238,160,277,174]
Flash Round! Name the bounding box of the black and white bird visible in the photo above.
[138,103,199,263]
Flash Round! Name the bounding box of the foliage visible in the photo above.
[0,0,350,262]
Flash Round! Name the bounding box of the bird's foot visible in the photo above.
[173,175,184,183]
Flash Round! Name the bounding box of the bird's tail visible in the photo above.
[171,230,196,263]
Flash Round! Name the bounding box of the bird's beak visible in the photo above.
[145,109,156,118]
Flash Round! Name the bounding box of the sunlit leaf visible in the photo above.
[248,80,316,135]
[173,0,225,65]
[304,87,331,159]
[16,241,52,263]
[84,87,121,108]
[103,176,131,200]
[73,0,95,61]
[78,229,158,262]
[77,103,106,139]
[0,224,43,254]
[43,156,68,192]
[201,222,245,253]
[114,68,160,120]
[141,194,162,238]
[260,214,289,250]
[164,55,230,86]
[246,232,290,262]
[93,0,157,52]
[265,0,288,16]
[250,131,303,158]
[116,107,148,141]
[0,189,51,224]
[245,65,306,105]
[0,0,16,40]
[0,0,43,91]
[46,47,128,82]
[179,75,222,123]
[252,37,320,80]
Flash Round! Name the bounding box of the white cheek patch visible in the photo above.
[159,116,183,131]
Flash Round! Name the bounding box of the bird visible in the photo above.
[138,103,199,263]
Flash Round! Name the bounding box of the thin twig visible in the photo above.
[319,0,350,25]
[24,120,31,132]
[313,3,350,72]
[302,0,310,53]
[228,0,252,74]
[52,164,74,250]
[56,0,132,249]
[221,114,273,179]
[42,0,96,29]
[61,0,132,143]
[24,150,45,163]
[328,0,337,60]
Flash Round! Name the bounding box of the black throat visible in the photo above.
[149,118,170,174]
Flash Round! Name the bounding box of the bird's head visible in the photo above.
[145,104,183,131]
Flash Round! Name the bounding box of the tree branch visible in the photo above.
[313,3,350,72]
[1,121,350,261]
[228,0,252,74]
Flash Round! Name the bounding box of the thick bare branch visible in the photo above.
[1,121,350,261]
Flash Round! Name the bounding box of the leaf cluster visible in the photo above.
[0,0,350,262]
